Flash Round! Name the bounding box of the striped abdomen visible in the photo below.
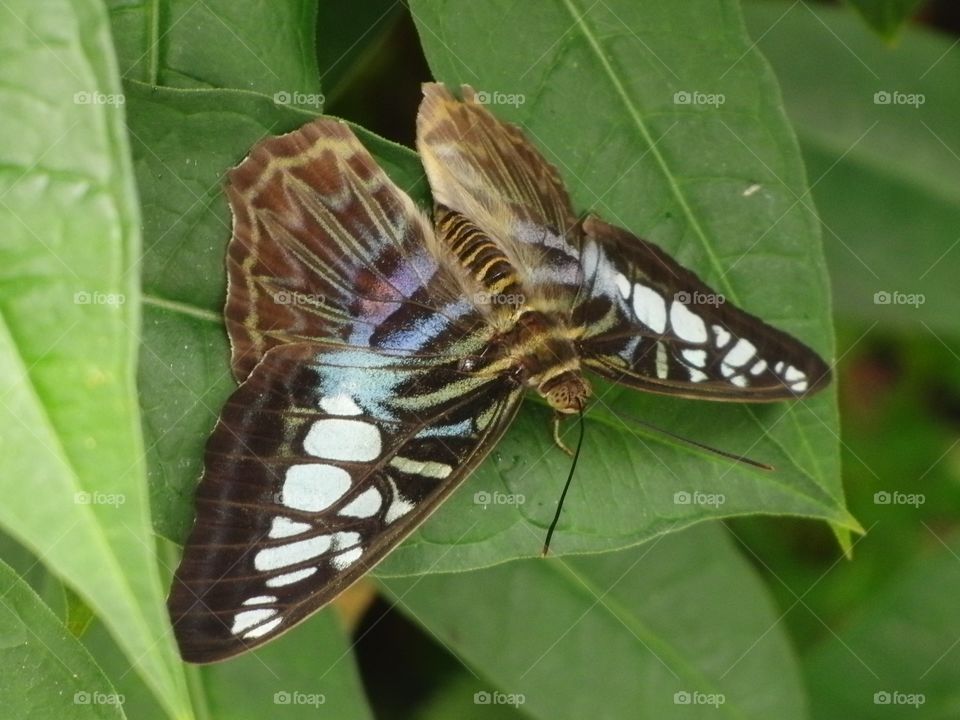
[434,205,522,305]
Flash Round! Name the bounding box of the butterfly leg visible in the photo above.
[551,414,575,457]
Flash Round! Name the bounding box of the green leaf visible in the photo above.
[380,0,852,572]
[842,0,924,41]
[106,0,322,106]
[803,530,960,718]
[84,543,373,719]
[0,1,188,716]
[0,559,128,719]
[385,523,808,719]
[745,2,960,336]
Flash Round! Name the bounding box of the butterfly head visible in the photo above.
[540,370,591,414]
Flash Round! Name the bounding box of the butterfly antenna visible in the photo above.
[618,412,774,471]
[542,405,586,557]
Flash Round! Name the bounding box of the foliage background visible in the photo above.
[0,0,957,718]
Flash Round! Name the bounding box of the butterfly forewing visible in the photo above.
[169,343,522,662]
[575,215,830,399]
[225,117,479,381]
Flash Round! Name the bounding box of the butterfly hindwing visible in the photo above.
[416,83,583,300]
[169,343,522,662]
[575,215,830,400]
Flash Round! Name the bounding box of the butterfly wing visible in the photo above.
[576,216,830,400]
[225,116,481,381]
[416,83,582,299]
[169,343,523,662]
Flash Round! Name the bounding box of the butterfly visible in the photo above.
[168,83,831,662]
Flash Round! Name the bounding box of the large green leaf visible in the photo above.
[803,530,960,719]
[0,559,126,720]
[0,1,188,716]
[385,523,808,720]
[135,1,853,582]
[106,0,321,105]
[745,2,960,336]
[387,0,852,571]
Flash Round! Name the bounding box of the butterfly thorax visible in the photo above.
[504,309,591,414]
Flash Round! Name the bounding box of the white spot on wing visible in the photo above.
[785,365,806,382]
[304,419,381,461]
[791,380,809,392]
[614,273,631,299]
[750,359,767,376]
[655,342,669,379]
[254,535,331,571]
[332,546,363,571]
[681,349,707,368]
[670,302,708,343]
[385,477,415,524]
[266,567,317,588]
[268,517,312,538]
[713,325,731,348]
[730,375,748,387]
[231,608,276,635]
[319,392,363,416]
[632,284,667,333]
[689,368,708,382]
[724,338,757,368]
[242,595,276,606]
[243,616,282,639]
[389,456,453,479]
[339,487,383,518]
[282,464,351,512]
